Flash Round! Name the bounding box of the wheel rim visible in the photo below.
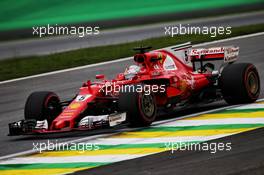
[45,96,61,119]
[247,71,259,95]
[141,94,155,118]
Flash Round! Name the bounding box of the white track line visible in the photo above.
[0,133,112,161]
[87,134,234,145]
[195,32,264,47]
[229,103,264,110]
[0,32,263,85]
[157,118,264,127]
[0,155,146,164]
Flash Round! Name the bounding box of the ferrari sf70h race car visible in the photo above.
[8,42,260,135]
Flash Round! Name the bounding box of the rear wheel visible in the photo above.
[220,63,260,104]
[24,91,62,124]
[118,84,157,127]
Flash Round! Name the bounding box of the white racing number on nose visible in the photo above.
[75,94,92,102]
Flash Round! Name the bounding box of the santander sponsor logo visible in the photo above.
[190,47,225,55]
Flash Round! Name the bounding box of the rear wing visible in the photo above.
[166,42,239,72]
[188,46,239,63]
[166,42,239,65]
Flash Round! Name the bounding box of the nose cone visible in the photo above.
[52,120,69,130]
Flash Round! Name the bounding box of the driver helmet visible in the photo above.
[124,65,140,79]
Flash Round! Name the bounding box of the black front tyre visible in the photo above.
[118,85,157,127]
[220,63,260,104]
[24,91,62,124]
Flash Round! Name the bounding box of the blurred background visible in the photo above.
[0,0,263,39]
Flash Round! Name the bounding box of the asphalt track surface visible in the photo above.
[0,33,263,163]
[0,11,264,60]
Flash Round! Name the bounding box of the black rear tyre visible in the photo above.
[220,63,260,104]
[118,84,157,127]
[24,91,62,124]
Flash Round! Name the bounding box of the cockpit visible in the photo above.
[124,65,141,80]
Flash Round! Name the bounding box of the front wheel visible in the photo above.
[220,63,260,104]
[24,91,62,124]
[118,84,157,127]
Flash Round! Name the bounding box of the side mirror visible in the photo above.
[96,74,105,80]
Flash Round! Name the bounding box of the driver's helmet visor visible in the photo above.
[124,65,140,79]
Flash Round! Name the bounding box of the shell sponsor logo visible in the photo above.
[69,103,81,109]
[62,112,74,115]
[178,80,188,91]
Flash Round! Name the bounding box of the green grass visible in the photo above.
[0,23,264,81]
[0,0,262,31]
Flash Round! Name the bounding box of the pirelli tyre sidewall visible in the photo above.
[220,63,260,104]
[24,91,62,124]
[118,84,157,127]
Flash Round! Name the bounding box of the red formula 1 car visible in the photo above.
[8,42,260,135]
